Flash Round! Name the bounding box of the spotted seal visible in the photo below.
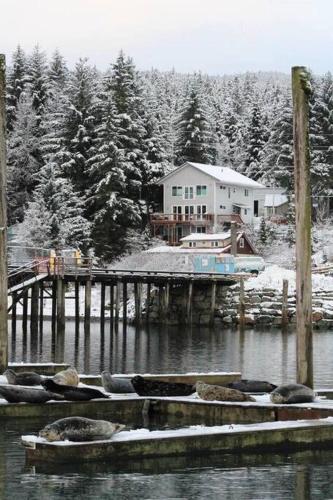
[196,381,255,402]
[270,384,315,404]
[39,416,125,442]
[3,369,43,386]
[52,367,79,386]
[226,379,277,393]
[101,371,135,394]
[42,379,110,401]
[0,385,64,403]
[131,375,195,397]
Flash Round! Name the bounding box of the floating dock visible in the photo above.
[79,371,242,387]
[8,363,70,375]
[22,418,333,463]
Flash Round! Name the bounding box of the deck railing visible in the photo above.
[150,213,214,224]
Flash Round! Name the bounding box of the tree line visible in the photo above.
[6,46,333,260]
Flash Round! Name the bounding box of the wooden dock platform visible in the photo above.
[8,363,70,375]
[22,418,333,463]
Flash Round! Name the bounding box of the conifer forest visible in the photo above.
[7,45,333,260]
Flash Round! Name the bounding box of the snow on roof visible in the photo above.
[146,245,230,254]
[180,232,231,242]
[158,162,266,189]
[264,194,288,207]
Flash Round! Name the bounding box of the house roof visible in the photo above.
[158,162,266,189]
[264,194,288,207]
[180,232,231,242]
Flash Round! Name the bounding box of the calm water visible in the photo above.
[2,321,333,499]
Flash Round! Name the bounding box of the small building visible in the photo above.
[179,231,257,255]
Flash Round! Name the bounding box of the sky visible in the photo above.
[1,0,332,74]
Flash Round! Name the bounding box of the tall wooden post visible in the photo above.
[110,285,114,324]
[30,282,39,338]
[56,278,65,361]
[292,66,313,388]
[146,283,151,322]
[186,280,193,324]
[239,278,245,327]
[11,292,17,344]
[230,221,238,256]
[0,54,7,372]
[74,281,80,338]
[134,282,142,325]
[39,282,44,337]
[122,281,128,326]
[100,282,105,334]
[210,280,216,326]
[84,279,91,337]
[115,281,121,325]
[22,290,28,339]
[281,279,289,327]
[51,280,57,341]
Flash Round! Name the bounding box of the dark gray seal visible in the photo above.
[3,369,43,386]
[196,381,255,402]
[0,385,64,404]
[226,379,277,393]
[270,384,315,404]
[101,371,135,394]
[131,375,195,397]
[39,417,125,442]
[42,379,110,401]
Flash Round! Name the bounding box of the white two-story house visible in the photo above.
[151,162,271,244]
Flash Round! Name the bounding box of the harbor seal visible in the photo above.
[270,384,315,404]
[41,379,110,401]
[131,375,195,397]
[196,381,256,402]
[226,380,277,393]
[101,371,135,394]
[39,416,125,442]
[52,367,79,386]
[0,385,64,404]
[3,369,43,386]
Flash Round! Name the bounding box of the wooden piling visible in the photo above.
[146,283,151,322]
[134,282,142,325]
[282,279,289,327]
[51,280,57,340]
[231,221,238,256]
[84,279,92,337]
[39,282,44,337]
[210,280,217,326]
[11,292,17,343]
[30,282,39,338]
[56,278,65,361]
[0,54,7,372]
[74,281,80,338]
[115,282,121,325]
[122,281,128,326]
[163,281,170,323]
[22,290,28,338]
[100,282,106,333]
[239,278,245,327]
[110,285,114,324]
[292,66,313,388]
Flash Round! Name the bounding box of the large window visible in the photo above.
[189,241,196,248]
[196,185,207,196]
[245,189,249,197]
[172,186,182,196]
[184,186,194,199]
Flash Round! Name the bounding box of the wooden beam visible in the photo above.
[134,282,142,325]
[30,282,39,339]
[51,280,57,341]
[0,54,7,372]
[210,280,216,326]
[100,282,105,333]
[122,281,128,325]
[292,66,313,388]
[39,282,44,337]
[84,279,91,338]
[11,292,17,344]
[146,283,151,322]
[56,278,65,361]
[187,280,193,324]
[282,279,289,328]
[239,278,245,328]
[230,221,237,256]
[115,282,121,324]
[74,281,80,338]
[22,290,28,339]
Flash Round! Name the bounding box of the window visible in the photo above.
[172,186,182,196]
[196,227,206,233]
[239,238,245,248]
[196,185,207,196]
[184,186,194,199]
[244,209,247,215]
[197,205,207,218]
[228,187,231,199]
[189,241,196,248]
[220,205,226,210]
[245,189,249,197]
[211,241,219,247]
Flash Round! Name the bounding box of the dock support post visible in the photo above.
[239,278,245,327]
[84,279,91,337]
[110,285,114,324]
[56,278,65,362]
[134,282,142,325]
[22,290,28,339]
[0,54,8,372]
[282,279,289,327]
[100,282,106,333]
[39,282,44,338]
[210,280,216,326]
[115,282,120,325]
[122,281,128,326]
[146,283,151,322]
[187,280,193,324]
[158,285,163,318]
[163,281,170,323]
[74,281,80,337]
[51,280,57,341]
[30,282,39,338]
[292,65,313,388]
[11,292,17,344]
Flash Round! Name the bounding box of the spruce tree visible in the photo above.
[26,45,50,124]
[244,104,267,180]
[6,45,28,131]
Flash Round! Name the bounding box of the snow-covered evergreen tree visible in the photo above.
[6,45,28,131]
[175,81,217,166]
[26,45,50,124]
[243,104,267,180]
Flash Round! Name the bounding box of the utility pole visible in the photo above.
[292,66,313,388]
[0,54,8,372]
